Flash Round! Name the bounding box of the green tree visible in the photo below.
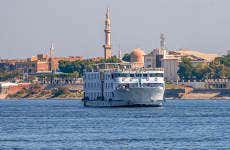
[205,56,230,79]
[177,57,193,80]
[58,56,121,77]
[0,70,22,82]
[217,55,230,78]
[177,55,230,81]
[98,56,121,63]
[122,53,131,62]
[192,62,209,81]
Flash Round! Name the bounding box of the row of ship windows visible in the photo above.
[85,82,100,88]
[85,82,113,88]
[112,73,163,78]
[86,92,100,98]
[85,73,164,80]
[118,83,164,88]
[105,83,113,88]
[85,74,112,80]
[86,92,113,99]
[141,83,164,87]
[85,74,99,79]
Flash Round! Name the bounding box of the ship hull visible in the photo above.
[83,87,164,107]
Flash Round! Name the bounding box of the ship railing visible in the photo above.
[86,68,164,72]
[84,63,164,72]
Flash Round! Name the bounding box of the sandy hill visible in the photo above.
[172,49,219,62]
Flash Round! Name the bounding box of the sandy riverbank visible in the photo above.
[165,89,230,100]
[1,87,229,100]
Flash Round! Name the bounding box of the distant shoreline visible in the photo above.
[165,88,230,100]
[1,97,230,100]
[1,88,230,100]
[0,98,82,100]
[165,98,230,100]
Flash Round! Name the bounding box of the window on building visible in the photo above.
[147,59,151,62]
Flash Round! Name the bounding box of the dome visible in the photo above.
[130,48,145,63]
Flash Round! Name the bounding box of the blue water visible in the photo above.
[0,100,230,149]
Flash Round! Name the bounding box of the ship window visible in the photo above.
[136,73,142,77]
[130,74,134,77]
[121,73,129,77]
[150,73,156,77]
[143,74,148,77]
[156,73,163,77]
[114,73,120,78]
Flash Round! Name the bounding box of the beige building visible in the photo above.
[144,51,156,68]
[144,48,166,68]
[14,44,83,74]
[15,54,50,74]
[144,48,179,82]
[168,49,219,65]
[227,50,230,56]
[162,55,179,82]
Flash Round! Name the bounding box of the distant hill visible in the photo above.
[169,48,220,62]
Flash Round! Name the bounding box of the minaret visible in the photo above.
[160,33,166,50]
[160,33,166,58]
[118,50,122,60]
[103,8,112,59]
[49,43,55,72]
[50,43,54,58]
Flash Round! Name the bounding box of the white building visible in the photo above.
[144,33,180,82]
[227,50,230,56]
[144,47,180,82]
[162,55,179,82]
[144,51,157,68]
[144,48,166,68]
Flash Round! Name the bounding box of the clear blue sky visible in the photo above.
[0,0,229,59]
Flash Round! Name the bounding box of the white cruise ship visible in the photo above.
[83,63,165,107]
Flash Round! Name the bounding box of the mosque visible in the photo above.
[102,8,219,81]
[102,8,145,68]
